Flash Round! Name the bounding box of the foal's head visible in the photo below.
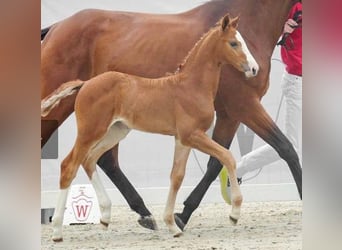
[216,14,259,78]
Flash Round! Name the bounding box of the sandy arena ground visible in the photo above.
[41,201,302,250]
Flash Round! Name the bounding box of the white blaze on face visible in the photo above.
[236,31,259,77]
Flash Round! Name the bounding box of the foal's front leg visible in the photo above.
[164,139,190,237]
[187,130,243,224]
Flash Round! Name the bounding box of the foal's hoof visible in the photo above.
[52,237,63,242]
[138,215,158,230]
[229,215,238,225]
[173,231,183,238]
[100,220,109,230]
[174,213,185,231]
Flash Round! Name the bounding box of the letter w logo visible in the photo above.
[76,205,89,218]
[72,198,93,221]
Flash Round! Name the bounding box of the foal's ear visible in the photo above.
[230,15,240,29]
[221,14,231,31]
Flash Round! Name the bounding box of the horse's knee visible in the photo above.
[206,157,223,182]
[97,149,118,171]
[97,151,113,169]
[277,141,299,162]
[222,151,236,172]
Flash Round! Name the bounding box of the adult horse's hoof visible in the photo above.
[174,213,185,231]
[229,215,238,225]
[138,215,158,230]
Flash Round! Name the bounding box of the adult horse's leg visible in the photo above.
[97,145,157,230]
[174,113,240,230]
[240,102,302,197]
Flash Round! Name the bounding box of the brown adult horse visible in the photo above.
[42,14,257,241]
[41,0,302,231]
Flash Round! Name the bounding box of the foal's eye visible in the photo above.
[229,41,238,48]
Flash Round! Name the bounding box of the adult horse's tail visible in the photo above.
[41,26,51,40]
[41,80,84,117]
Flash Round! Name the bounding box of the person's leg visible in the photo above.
[236,144,280,179]
[281,72,302,163]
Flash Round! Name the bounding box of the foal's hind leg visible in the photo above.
[82,122,131,228]
[164,139,190,237]
[185,130,243,224]
[51,141,91,242]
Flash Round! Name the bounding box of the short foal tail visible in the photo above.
[41,80,84,117]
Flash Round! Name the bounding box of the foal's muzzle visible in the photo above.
[242,63,258,78]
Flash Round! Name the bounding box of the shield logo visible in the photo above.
[64,184,100,225]
[71,197,93,222]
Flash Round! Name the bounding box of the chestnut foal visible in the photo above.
[41,14,258,241]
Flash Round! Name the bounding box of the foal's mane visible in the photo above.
[173,21,221,75]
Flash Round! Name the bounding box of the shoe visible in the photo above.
[219,167,242,205]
